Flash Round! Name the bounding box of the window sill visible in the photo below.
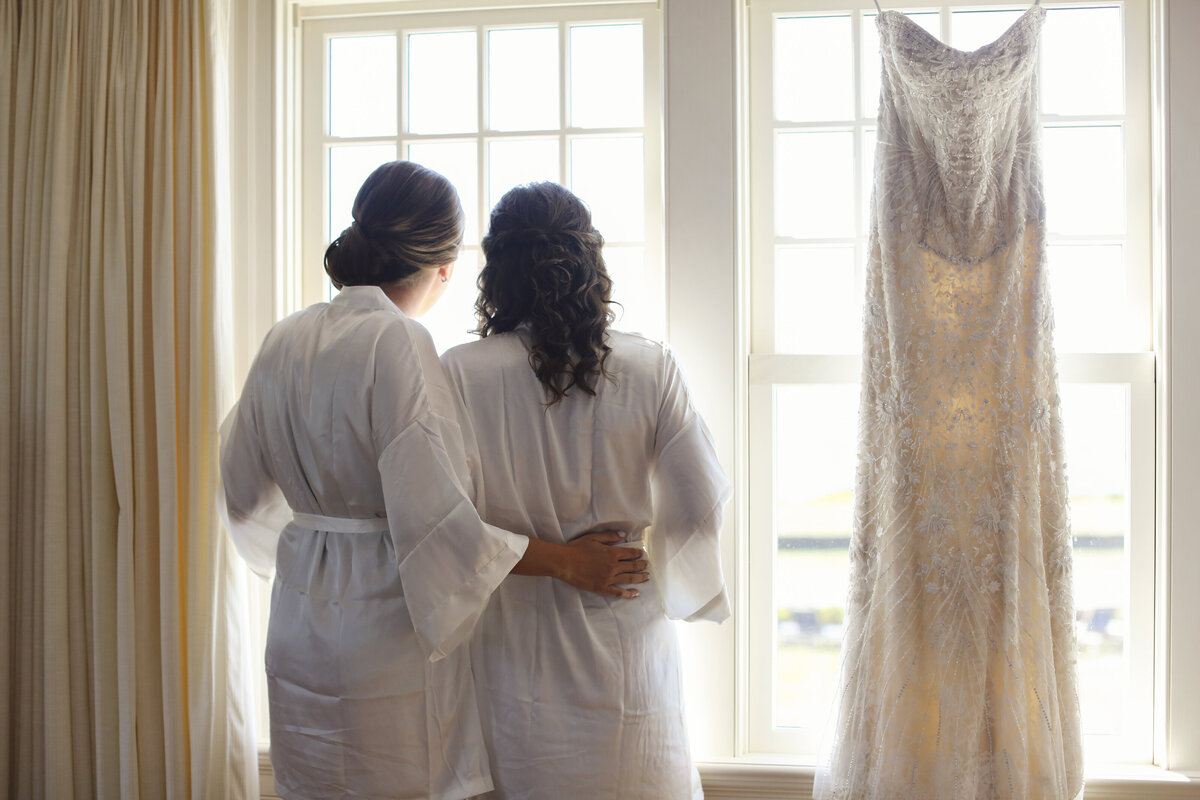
[258,744,1200,799]
[695,760,1200,800]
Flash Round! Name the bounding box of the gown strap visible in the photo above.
[291,512,390,533]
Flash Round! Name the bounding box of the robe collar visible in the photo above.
[330,285,404,315]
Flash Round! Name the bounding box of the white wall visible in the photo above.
[1162,0,1200,774]
[662,0,744,761]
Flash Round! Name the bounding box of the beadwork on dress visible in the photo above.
[815,6,1085,799]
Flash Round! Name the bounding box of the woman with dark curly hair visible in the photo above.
[220,164,648,800]
[442,182,732,800]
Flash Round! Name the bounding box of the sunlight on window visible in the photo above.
[861,128,876,232]
[487,138,560,211]
[1042,125,1126,235]
[774,245,860,353]
[1042,7,1123,115]
[1047,244,1133,353]
[773,385,857,731]
[407,31,477,134]
[570,137,645,243]
[775,130,855,239]
[569,24,643,128]
[320,18,655,352]
[1060,384,1130,740]
[775,15,854,123]
[604,246,661,340]
[488,27,559,132]
[329,35,397,138]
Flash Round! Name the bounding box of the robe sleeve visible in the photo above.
[650,348,733,623]
[379,417,528,662]
[218,394,292,580]
[375,322,529,662]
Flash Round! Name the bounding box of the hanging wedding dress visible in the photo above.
[815,5,1084,799]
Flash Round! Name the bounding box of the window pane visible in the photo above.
[419,249,481,354]
[1047,244,1132,353]
[407,31,477,134]
[407,141,479,246]
[861,12,939,119]
[570,136,645,242]
[776,130,855,238]
[774,245,861,353]
[774,384,858,730]
[329,35,397,137]
[1061,384,1130,740]
[487,138,560,213]
[862,127,876,232]
[570,24,643,128]
[1042,125,1125,235]
[950,9,1025,52]
[328,144,398,242]
[775,15,853,122]
[488,27,559,132]
[1042,6,1123,116]
[604,246,661,340]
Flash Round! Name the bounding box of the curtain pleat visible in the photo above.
[1,0,257,797]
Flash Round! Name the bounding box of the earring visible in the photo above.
[440,274,448,283]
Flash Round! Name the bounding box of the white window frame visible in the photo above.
[295,2,664,326]
[227,0,1200,795]
[745,0,1156,764]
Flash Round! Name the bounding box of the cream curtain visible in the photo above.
[1,0,258,797]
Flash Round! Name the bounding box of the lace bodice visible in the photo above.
[876,7,1044,263]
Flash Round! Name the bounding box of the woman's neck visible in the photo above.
[382,269,440,317]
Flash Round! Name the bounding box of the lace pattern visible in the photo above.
[815,7,1084,799]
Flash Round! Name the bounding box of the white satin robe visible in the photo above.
[442,329,731,800]
[220,286,529,800]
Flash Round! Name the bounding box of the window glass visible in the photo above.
[570,24,644,128]
[407,31,478,134]
[488,27,559,131]
[775,15,854,122]
[570,136,646,242]
[329,35,397,137]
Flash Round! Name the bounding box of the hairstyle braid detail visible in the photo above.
[476,182,615,405]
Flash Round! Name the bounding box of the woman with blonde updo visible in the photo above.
[220,163,648,800]
[443,182,731,800]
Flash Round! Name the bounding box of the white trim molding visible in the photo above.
[260,745,1200,799]
[258,756,1200,799]
[696,763,1200,800]
[258,748,282,800]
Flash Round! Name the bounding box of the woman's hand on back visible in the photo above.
[512,531,649,598]
[559,532,649,599]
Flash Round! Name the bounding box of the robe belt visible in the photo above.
[291,512,390,534]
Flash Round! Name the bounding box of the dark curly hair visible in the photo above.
[476,182,615,405]
[324,161,464,290]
